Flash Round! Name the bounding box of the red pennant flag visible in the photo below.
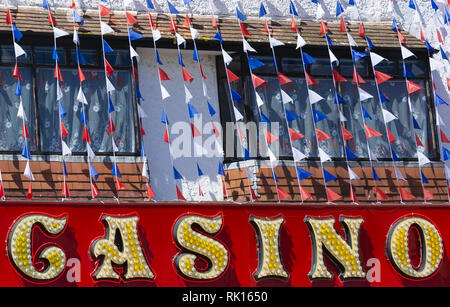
[342,126,354,141]
[104,58,114,77]
[191,123,203,138]
[227,68,240,83]
[212,121,220,138]
[265,130,279,144]
[62,182,70,198]
[27,182,32,200]
[0,181,4,199]
[148,13,156,29]
[159,68,170,81]
[91,183,99,198]
[163,126,170,143]
[277,187,291,200]
[376,187,391,200]
[305,72,318,86]
[441,130,450,143]
[107,118,116,135]
[48,10,57,25]
[299,186,314,201]
[264,19,270,34]
[54,63,63,82]
[237,125,246,140]
[289,128,304,141]
[353,68,366,84]
[350,186,359,204]
[198,184,204,197]
[22,122,29,139]
[407,80,423,94]
[182,67,194,83]
[447,78,450,91]
[69,0,76,9]
[420,26,426,41]
[387,128,396,143]
[365,125,383,139]
[240,23,251,36]
[340,16,346,32]
[290,16,297,32]
[332,69,347,82]
[326,188,342,202]
[278,72,292,85]
[116,179,127,191]
[99,4,112,17]
[423,187,435,201]
[82,125,91,143]
[250,186,257,201]
[252,74,267,88]
[182,14,191,27]
[397,30,406,45]
[212,15,218,29]
[132,66,139,83]
[126,12,139,25]
[399,187,415,201]
[170,18,177,33]
[319,21,328,36]
[140,122,146,136]
[6,9,13,25]
[13,63,22,81]
[415,133,423,147]
[61,121,69,139]
[437,29,444,44]
[176,185,186,201]
[374,70,393,85]
[222,180,227,197]
[316,128,332,142]
[358,22,365,38]
[199,64,207,80]
[78,67,86,83]
[146,183,155,200]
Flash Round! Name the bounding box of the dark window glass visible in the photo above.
[34,46,66,65]
[70,49,99,65]
[0,45,32,64]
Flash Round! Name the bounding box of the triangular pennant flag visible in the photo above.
[234,106,244,121]
[17,99,27,121]
[435,94,449,106]
[196,163,204,177]
[285,108,299,122]
[365,125,383,138]
[91,183,99,198]
[302,52,317,66]
[159,67,170,81]
[418,152,431,166]
[319,148,332,163]
[252,74,267,88]
[323,168,337,183]
[22,121,29,139]
[358,87,373,101]
[265,130,279,144]
[268,147,277,163]
[99,4,112,17]
[53,27,69,39]
[100,21,115,35]
[300,186,314,201]
[243,39,256,53]
[14,43,26,58]
[374,70,393,84]
[182,67,194,83]
[21,142,31,160]
[340,16,346,32]
[350,186,359,203]
[407,80,423,94]
[191,123,203,138]
[346,146,358,160]
[47,10,57,25]
[347,33,358,47]
[342,126,354,141]
[270,37,285,48]
[6,9,13,25]
[107,117,116,135]
[387,128,396,144]
[332,69,347,82]
[348,166,360,180]
[372,167,381,181]
[291,15,298,32]
[277,187,291,200]
[12,25,23,42]
[104,58,114,77]
[415,133,424,147]
[353,69,366,84]
[319,21,329,36]
[421,170,429,183]
[175,33,186,46]
[86,142,95,159]
[231,88,242,102]
[187,103,199,118]
[163,126,170,143]
[126,11,139,25]
[292,147,307,162]
[152,29,161,41]
[278,72,292,85]
[312,109,327,123]
[82,125,92,144]
[352,50,368,62]
[146,183,155,200]
[370,52,387,66]
[289,128,304,141]
[240,23,251,37]
[423,187,435,201]
[308,89,324,104]
[394,166,405,181]
[441,130,450,143]
[24,161,34,180]
[326,188,342,202]
[281,90,293,104]
[296,33,307,49]
[305,72,318,86]
[129,29,144,41]
[399,187,415,201]
[376,187,391,200]
[27,181,32,200]
[222,49,233,66]
[296,167,312,181]
[362,106,372,120]
[401,45,415,59]
[116,179,127,191]
[106,77,115,93]
[334,92,346,105]
[382,109,397,123]
[316,128,332,142]
[173,166,183,180]
[413,116,421,129]
[62,140,71,156]
[226,69,240,83]
[184,85,193,103]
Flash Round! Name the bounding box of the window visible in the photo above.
[218,50,438,162]
[0,44,137,155]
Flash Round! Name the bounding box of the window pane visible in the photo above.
[105,50,131,67]
[35,46,66,65]
[70,49,98,65]
[281,58,304,74]
[399,60,426,78]
[0,45,32,64]
[0,67,36,151]
[340,58,368,78]
[36,68,136,153]
[249,56,276,75]
[373,59,396,75]
[310,58,331,76]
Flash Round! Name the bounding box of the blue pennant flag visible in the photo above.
[231,88,242,102]
[156,49,163,65]
[43,0,49,9]
[21,142,31,160]
[349,0,355,5]
[197,163,204,177]
[362,106,372,120]
[192,47,200,63]
[146,0,155,9]
[392,18,398,32]
[379,89,389,103]
[366,36,375,48]
[312,109,327,123]
[213,32,223,44]
[218,163,225,176]
[141,142,145,157]
[403,65,416,78]
[392,149,400,161]
[168,1,179,14]
[435,93,449,106]
[236,8,247,21]
[323,169,337,183]
[425,40,436,53]
[13,25,23,42]
[311,0,318,3]
[325,33,333,46]
[409,0,416,10]
[52,45,59,61]
[259,3,267,17]
[80,108,88,125]
[443,147,450,161]
[372,167,381,181]
[62,160,68,177]
[297,167,312,181]
[129,29,145,41]
[302,51,317,66]
[89,163,99,181]
[77,49,87,64]
[336,0,344,17]
[285,108,299,122]
[445,10,449,24]
[243,146,253,160]
[161,107,169,124]
[421,170,429,183]
[184,0,193,4]
[346,146,358,160]
[103,40,114,53]
[289,0,298,16]
[188,103,199,118]
[248,57,265,70]
[272,170,279,183]
[413,116,422,130]
[431,0,438,10]
[73,10,84,24]
[112,162,122,178]
[440,46,448,61]
[108,96,115,113]
[351,50,368,62]
[173,167,183,180]
[178,50,185,67]
[15,81,21,97]
[207,101,216,116]
[334,92,346,105]
[59,101,66,119]
[136,84,144,100]
[261,112,271,123]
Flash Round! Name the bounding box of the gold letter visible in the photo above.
[174,214,228,280]
[7,214,67,282]
[90,215,154,281]
[305,216,365,280]
[250,216,288,280]
[387,216,443,279]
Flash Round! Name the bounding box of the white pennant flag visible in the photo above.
[142,160,149,179]
[101,21,115,35]
[14,42,26,58]
[62,140,72,156]
[348,166,360,180]
[56,81,63,101]
[137,104,147,118]
[106,78,115,93]
[358,87,373,101]
[316,3,325,19]
[328,48,339,66]
[17,98,27,122]
[292,147,307,162]
[296,33,307,49]
[86,142,96,159]
[190,27,199,40]
[339,110,347,122]
[243,39,256,53]
[429,57,441,71]
[370,52,387,66]
[418,152,431,166]
[161,84,170,100]
[234,106,243,121]
[176,33,186,46]
[24,161,34,181]
[269,36,285,48]
[347,33,358,47]
[246,167,256,181]
[268,147,277,163]
[77,88,88,105]
[256,92,264,107]
[281,90,293,104]
[394,165,406,181]
[130,45,140,62]
[319,148,331,162]
[53,27,69,39]
[222,48,233,66]
[401,45,416,60]
[184,85,193,103]
[112,138,119,152]
[202,81,209,98]
[368,149,378,161]
[215,139,224,156]
[152,29,161,41]
[308,89,324,104]
[382,109,397,123]
[73,28,79,45]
